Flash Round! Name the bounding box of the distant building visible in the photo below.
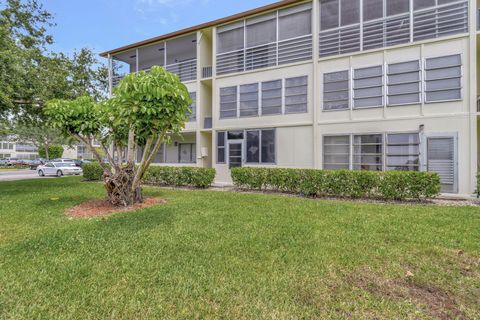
[0,138,38,160]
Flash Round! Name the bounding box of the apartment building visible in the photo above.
[0,138,39,160]
[101,0,477,195]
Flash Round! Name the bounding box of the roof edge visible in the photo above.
[100,0,302,58]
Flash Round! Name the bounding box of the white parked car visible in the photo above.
[52,158,75,163]
[38,162,83,177]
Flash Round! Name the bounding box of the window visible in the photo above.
[386,133,420,171]
[323,136,350,169]
[320,0,360,30]
[15,144,37,153]
[387,0,409,16]
[319,0,466,58]
[261,129,276,163]
[217,132,226,163]
[188,92,196,122]
[217,4,312,75]
[1,142,13,150]
[178,143,196,163]
[320,0,339,30]
[353,66,383,109]
[278,3,312,40]
[220,75,308,118]
[278,3,313,65]
[217,21,244,54]
[246,129,275,164]
[137,145,165,163]
[425,54,461,102]
[246,13,277,70]
[323,71,349,110]
[387,60,420,105]
[246,130,260,162]
[363,0,383,21]
[227,131,244,140]
[220,86,237,118]
[285,76,308,113]
[261,80,282,115]
[239,83,259,117]
[353,134,383,171]
[246,13,276,48]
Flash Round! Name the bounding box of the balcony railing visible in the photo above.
[165,58,197,82]
[111,59,197,87]
[202,66,213,79]
[319,1,468,58]
[413,1,468,41]
[203,117,212,129]
[216,34,313,76]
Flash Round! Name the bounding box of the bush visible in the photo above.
[39,145,64,160]
[142,166,216,188]
[82,162,105,181]
[231,167,440,200]
[82,163,216,188]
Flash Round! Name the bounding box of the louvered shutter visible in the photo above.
[427,137,456,193]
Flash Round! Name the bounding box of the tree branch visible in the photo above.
[74,134,112,175]
[126,127,136,167]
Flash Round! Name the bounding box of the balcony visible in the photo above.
[319,0,468,58]
[110,33,197,88]
[216,2,313,76]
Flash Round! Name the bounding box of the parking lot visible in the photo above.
[0,169,49,181]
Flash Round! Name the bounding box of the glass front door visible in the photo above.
[228,142,243,169]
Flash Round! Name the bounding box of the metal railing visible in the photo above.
[202,66,213,79]
[166,58,197,82]
[319,1,468,58]
[111,59,197,87]
[216,34,313,75]
[413,1,468,41]
[203,117,212,129]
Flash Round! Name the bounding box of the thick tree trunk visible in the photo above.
[103,165,143,207]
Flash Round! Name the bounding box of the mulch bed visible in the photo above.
[66,197,166,218]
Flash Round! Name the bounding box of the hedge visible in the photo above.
[142,166,216,188]
[231,167,440,200]
[82,162,216,188]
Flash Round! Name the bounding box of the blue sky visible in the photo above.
[41,0,276,59]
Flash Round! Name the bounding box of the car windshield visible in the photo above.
[54,162,76,167]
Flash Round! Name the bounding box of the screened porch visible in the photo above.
[110,33,197,86]
[216,2,313,75]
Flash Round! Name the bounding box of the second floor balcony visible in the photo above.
[110,33,197,86]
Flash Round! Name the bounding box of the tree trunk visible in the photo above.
[103,165,143,207]
[45,144,49,160]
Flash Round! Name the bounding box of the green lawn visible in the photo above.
[0,177,479,319]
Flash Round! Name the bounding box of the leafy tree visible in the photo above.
[45,66,192,206]
[0,1,108,120]
[38,145,64,160]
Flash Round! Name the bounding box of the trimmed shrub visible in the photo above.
[83,163,216,188]
[378,171,440,200]
[142,166,216,188]
[231,167,440,200]
[39,145,64,160]
[82,162,105,181]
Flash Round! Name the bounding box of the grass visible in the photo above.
[0,177,479,319]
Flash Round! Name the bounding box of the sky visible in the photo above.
[40,0,276,60]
